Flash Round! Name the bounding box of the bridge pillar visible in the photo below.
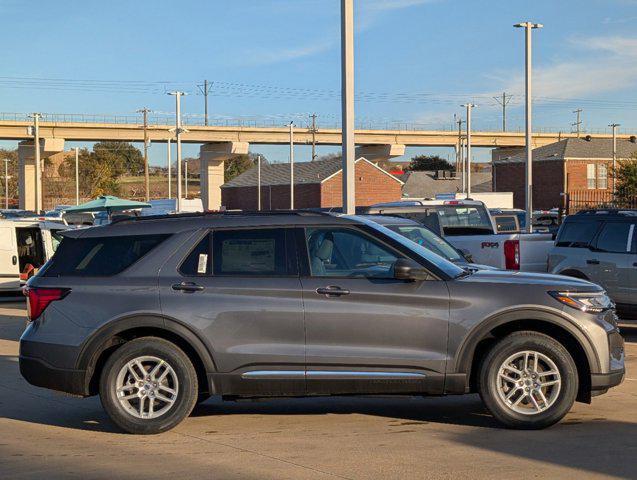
[355,144,406,163]
[200,142,249,211]
[18,138,65,211]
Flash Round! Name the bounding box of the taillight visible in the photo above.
[504,240,520,270]
[23,287,70,321]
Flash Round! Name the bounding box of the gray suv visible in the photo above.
[20,211,624,434]
[548,210,637,320]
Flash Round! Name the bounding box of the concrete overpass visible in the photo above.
[2,117,634,211]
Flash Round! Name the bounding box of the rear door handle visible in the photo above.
[316,286,350,297]
[172,282,205,292]
[586,259,600,265]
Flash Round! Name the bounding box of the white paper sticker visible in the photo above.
[197,254,208,274]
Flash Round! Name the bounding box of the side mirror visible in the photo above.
[394,258,431,281]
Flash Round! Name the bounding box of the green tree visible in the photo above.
[224,152,268,182]
[0,148,19,206]
[92,142,144,176]
[614,155,637,206]
[408,155,453,172]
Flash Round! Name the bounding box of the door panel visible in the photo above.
[590,222,632,304]
[299,226,450,394]
[0,226,19,290]
[158,229,305,395]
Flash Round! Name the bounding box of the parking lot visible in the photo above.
[0,302,634,479]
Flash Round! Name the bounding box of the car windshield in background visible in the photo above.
[385,224,464,263]
[357,218,465,278]
[437,205,493,235]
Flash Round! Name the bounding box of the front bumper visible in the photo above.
[591,370,625,391]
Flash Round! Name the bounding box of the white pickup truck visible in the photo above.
[364,199,554,272]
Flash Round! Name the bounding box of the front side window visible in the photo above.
[306,227,400,278]
[386,224,463,262]
[587,164,596,189]
[594,222,631,253]
[212,228,289,276]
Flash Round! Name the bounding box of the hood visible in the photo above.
[458,269,601,292]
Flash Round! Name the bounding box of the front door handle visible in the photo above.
[586,259,600,265]
[316,286,350,297]
[172,282,205,292]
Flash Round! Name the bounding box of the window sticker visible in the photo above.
[197,253,208,274]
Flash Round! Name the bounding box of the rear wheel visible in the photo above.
[99,337,198,434]
[479,331,578,429]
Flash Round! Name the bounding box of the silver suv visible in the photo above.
[20,211,624,434]
[549,210,637,320]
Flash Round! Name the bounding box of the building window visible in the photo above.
[587,164,596,189]
[597,164,608,189]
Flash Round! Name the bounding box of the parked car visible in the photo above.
[20,211,624,434]
[548,209,637,320]
[358,214,497,270]
[364,200,554,271]
[0,218,67,291]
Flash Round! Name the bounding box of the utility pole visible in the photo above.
[166,138,172,199]
[572,108,583,137]
[309,113,318,161]
[515,21,543,233]
[4,158,9,210]
[493,92,512,132]
[167,91,187,212]
[455,115,465,180]
[341,0,355,214]
[138,108,151,201]
[289,122,295,210]
[609,123,620,196]
[461,104,475,196]
[28,113,43,213]
[257,155,262,211]
[197,80,212,126]
[74,147,79,205]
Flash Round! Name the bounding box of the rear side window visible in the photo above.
[180,233,211,276]
[212,229,290,276]
[593,222,631,253]
[555,221,601,248]
[43,234,169,277]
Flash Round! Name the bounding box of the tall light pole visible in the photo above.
[341,0,355,214]
[184,159,189,199]
[289,122,295,210]
[74,147,80,205]
[257,154,262,211]
[609,123,620,197]
[29,113,42,213]
[461,104,475,196]
[4,158,9,210]
[514,21,543,233]
[167,91,186,212]
[167,138,172,199]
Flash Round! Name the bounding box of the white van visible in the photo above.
[0,218,68,291]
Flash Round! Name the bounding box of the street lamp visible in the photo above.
[514,21,543,233]
[341,0,355,214]
[3,158,10,210]
[461,104,475,196]
[609,123,620,197]
[289,122,295,210]
[167,92,187,212]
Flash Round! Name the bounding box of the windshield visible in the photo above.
[437,205,494,235]
[352,216,466,279]
[386,224,464,263]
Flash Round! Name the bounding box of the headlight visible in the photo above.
[548,291,614,314]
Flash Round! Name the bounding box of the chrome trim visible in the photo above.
[241,370,427,379]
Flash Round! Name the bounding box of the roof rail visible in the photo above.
[575,209,637,216]
[110,209,334,225]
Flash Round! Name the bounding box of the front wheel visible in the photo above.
[479,331,578,429]
[99,337,198,434]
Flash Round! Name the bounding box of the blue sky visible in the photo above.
[2,0,637,165]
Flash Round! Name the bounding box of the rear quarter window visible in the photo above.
[555,220,601,248]
[43,234,169,277]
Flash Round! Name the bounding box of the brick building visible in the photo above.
[492,138,637,209]
[221,157,403,210]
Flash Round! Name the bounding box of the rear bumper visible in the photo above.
[591,370,625,391]
[19,355,88,396]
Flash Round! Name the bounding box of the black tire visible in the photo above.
[479,331,578,430]
[99,337,198,434]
